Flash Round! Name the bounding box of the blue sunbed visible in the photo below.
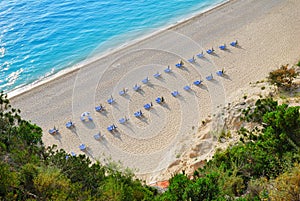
[193,80,202,86]
[154,72,161,78]
[107,98,114,104]
[133,84,141,91]
[188,57,195,63]
[66,121,73,128]
[206,75,213,81]
[171,91,179,97]
[206,49,213,54]
[142,77,149,84]
[79,144,86,150]
[197,53,204,58]
[164,66,171,73]
[184,86,191,91]
[49,128,58,134]
[119,90,126,96]
[216,70,223,76]
[95,105,103,112]
[144,103,151,110]
[107,124,117,131]
[219,45,226,50]
[176,63,183,68]
[119,117,127,124]
[94,133,101,140]
[134,111,142,117]
[230,41,237,47]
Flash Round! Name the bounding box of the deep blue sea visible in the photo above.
[0,0,227,94]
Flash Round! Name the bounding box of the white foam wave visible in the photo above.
[1,61,10,72]
[5,68,24,87]
[0,47,5,58]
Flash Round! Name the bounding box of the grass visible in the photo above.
[218,129,232,142]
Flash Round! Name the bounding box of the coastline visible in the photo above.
[8,0,230,99]
[10,0,300,183]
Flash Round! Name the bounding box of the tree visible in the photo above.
[262,104,300,147]
[33,166,71,200]
[160,174,191,201]
[0,161,19,199]
[183,172,220,201]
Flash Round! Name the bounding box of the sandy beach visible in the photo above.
[10,0,300,182]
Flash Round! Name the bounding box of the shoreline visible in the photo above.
[8,0,230,99]
[9,0,300,182]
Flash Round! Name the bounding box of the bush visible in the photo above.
[268,64,299,90]
[269,163,300,200]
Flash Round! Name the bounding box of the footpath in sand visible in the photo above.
[10,0,300,182]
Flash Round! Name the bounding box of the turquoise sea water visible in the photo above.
[0,0,226,93]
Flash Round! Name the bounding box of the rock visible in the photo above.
[168,159,181,169]
[189,152,198,158]
[192,144,200,152]
[190,160,205,171]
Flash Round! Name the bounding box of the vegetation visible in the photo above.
[160,98,300,200]
[0,92,156,200]
[267,64,299,90]
[1,81,300,200]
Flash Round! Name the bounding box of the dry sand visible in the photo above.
[10,0,300,182]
